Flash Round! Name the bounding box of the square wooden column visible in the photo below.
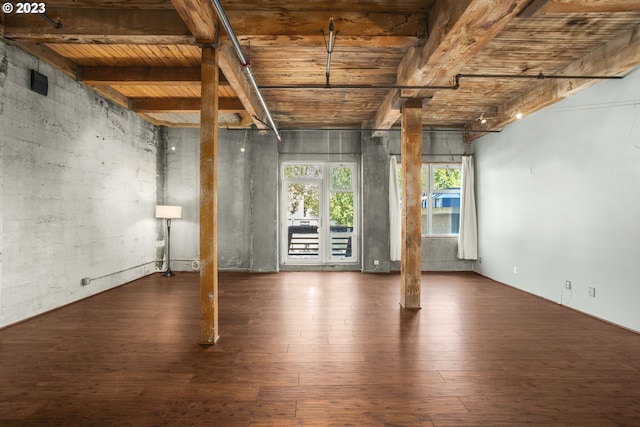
[400,99,423,309]
[200,45,219,344]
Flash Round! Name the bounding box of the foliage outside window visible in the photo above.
[330,166,354,227]
[288,183,319,220]
[284,164,323,179]
[284,163,355,228]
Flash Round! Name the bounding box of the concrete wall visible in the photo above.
[474,65,640,332]
[167,127,473,273]
[165,127,271,271]
[362,130,475,272]
[0,41,159,328]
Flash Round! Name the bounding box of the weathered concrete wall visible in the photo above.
[279,130,361,156]
[167,128,473,273]
[0,42,159,327]
[361,131,392,272]
[250,131,279,272]
[364,130,474,272]
[165,128,256,271]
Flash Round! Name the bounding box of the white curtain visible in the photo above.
[389,156,402,261]
[457,155,478,260]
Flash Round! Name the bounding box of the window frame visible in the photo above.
[422,163,462,237]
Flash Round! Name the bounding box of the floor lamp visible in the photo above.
[156,205,182,277]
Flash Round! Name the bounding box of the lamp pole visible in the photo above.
[162,218,175,277]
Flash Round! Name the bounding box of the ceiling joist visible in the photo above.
[129,97,245,113]
[80,66,212,85]
[3,8,194,44]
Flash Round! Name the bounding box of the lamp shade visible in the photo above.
[155,205,182,219]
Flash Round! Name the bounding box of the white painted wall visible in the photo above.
[474,65,640,332]
[0,42,159,327]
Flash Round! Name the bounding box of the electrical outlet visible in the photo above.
[513,266,518,274]
[81,277,91,286]
[478,256,482,264]
[588,287,596,298]
[373,259,379,266]
[565,280,572,290]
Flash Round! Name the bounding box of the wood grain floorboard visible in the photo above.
[1,271,639,426]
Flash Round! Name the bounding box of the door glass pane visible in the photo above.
[330,192,354,259]
[286,183,320,259]
[329,192,353,229]
[331,166,352,190]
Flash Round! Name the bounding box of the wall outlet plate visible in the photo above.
[565,280,572,290]
[81,277,91,286]
[588,287,596,297]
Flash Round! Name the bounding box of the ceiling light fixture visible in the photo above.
[477,113,487,124]
[240,128,247,153]
[513,111,523,119]
[322,18,336,88]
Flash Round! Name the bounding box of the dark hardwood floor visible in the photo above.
[1,271,639,426]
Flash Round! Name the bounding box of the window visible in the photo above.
[424,164,461,236]
[281,162,358,264]
[397,163,461,236]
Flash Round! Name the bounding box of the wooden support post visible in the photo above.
[200,45,219,344]
[400,99,423,309]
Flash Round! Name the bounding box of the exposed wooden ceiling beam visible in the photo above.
[373,0,529,130]
[223,11,426,38]
[539,0,640,14]
[467,22,640,141]
[41,1,177,9]
[3,8,426,44]
[217,45,268,130]
[170,0,219,43]
[235,35,419,49]
[80,66,218,85]
[130,97,245,113]
[2,8,194,44]
[138,113,251,129]
[518,0,549,18]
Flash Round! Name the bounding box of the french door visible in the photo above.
[281,162,358,265]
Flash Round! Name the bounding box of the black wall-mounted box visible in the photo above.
[30,69,48,96]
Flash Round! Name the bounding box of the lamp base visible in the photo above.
[161,269,175,277]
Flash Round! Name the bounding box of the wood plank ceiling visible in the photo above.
[2,0,640,140]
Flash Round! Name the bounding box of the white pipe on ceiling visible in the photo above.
[210,0,282,142]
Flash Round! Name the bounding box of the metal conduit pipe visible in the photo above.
[260,72,622,91]
[259,83,459,90]
[210,0,282,141]
[457,72,623,81]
